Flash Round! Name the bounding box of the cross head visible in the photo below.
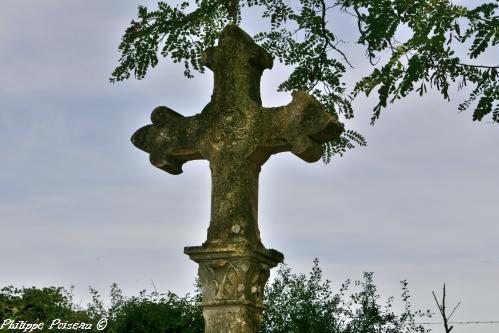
[132,24,343,248]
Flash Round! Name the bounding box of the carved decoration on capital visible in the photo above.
[198,258,271,305]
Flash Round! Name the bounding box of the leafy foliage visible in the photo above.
[110,1,231,81]
[111,0,498,161]
[262,259,431,333]
[0,286,97,332]
[263,260,343,332]
[1,261,431,333]
[84,283,203,333]
[0,284,203,333]
[337,0,499,124]
[104,286,203,333]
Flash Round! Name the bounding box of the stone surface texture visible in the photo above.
[132,24,344,333]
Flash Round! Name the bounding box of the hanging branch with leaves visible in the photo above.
[111,0,498,162]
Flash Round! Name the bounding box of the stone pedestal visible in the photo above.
[185,243,283,333]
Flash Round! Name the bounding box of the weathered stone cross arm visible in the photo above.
[251,90,344,165]
[131,105,204,175]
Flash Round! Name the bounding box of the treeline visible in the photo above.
[0,260,431,332]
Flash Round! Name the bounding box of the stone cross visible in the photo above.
[132,24,344,333]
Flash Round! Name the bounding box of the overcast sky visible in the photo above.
[1,1,498,332]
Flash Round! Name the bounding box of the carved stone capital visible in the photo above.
[185,243,283,306]
[185,243,283,332]
[198,258,271,305]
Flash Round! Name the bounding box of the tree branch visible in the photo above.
[319,0,354,68]
[458,63,499,69]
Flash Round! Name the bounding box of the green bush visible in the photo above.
[0,286,96,332]
[105,287,203,333]
[262,259,430,333]
[1,260,431,333]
